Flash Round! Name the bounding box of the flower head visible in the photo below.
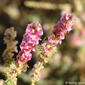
[23,33,40,45]
[54,21,67,40]
[42,42,52,52]
[26,22,43,37]
[17,22,43,64]
[60,13,72,24]
[66,20,75,31]
[60,13,75,32]
[20,41,33,52]
[17,51,32,64]
[48,35,59,45]
[54,13,75,40]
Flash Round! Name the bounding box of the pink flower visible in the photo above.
[42,42,52,52]
[48,35,59,45]
[24,36,40,45]
[22,51,32,61]
[26,22,43,37]
[23,33,40,45]
[59,32,66,39]
[28,36,40,45]
[54,21,67,40]
[54,21,66,31]
[60,13,75,32]
[17,50,32,64]
[60,13,72,24]
[26,24,38,37]
[20,41,33,52]
[66,20,75,31]
[36,22,43,36]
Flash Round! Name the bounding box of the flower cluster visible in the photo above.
[42,13,75,53]
[54,13,75,40]
[17,22,43,64]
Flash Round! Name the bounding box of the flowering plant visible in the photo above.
[0,13,75,85]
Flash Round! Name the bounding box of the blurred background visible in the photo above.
[0,0,85,85]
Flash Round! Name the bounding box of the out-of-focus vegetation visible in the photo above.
[0,0,85,85]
